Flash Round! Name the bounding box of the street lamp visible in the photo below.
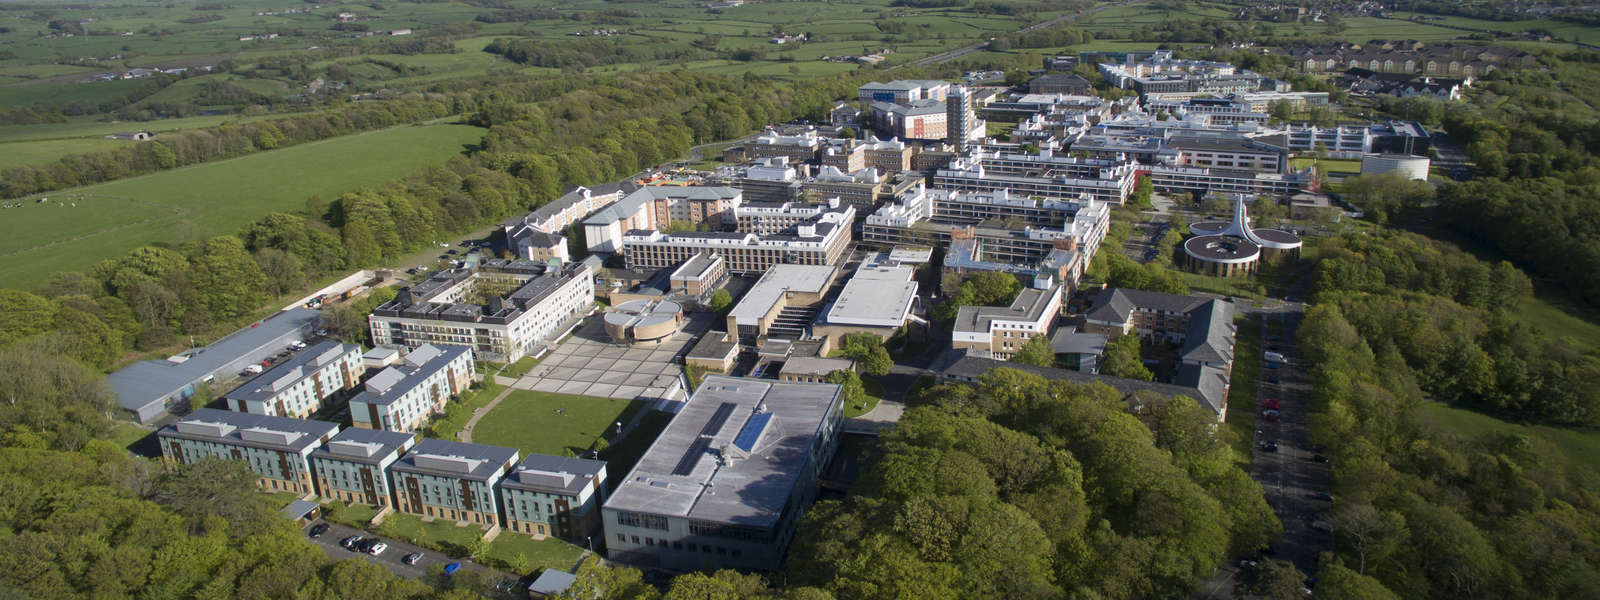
[587,536,593,552]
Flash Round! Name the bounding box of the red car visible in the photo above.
[1259,398,1280,410]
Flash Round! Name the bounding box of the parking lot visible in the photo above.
[512,313,715,402]
[302,520,499,581]
[1248,308,1333,575]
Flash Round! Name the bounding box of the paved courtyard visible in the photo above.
[513,314,713,402]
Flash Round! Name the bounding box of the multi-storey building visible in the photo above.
[623,202,854,275]
[1168,132,1289,174]
[158,408,339,495]
[1146,164,1315,197]
[499,454,608,540]
[369,259,595,363]
[501,183,635,243]
[725,157,802,204]
[951,284,1063,360]
[223,341,362,419]
[1283,123,1373,153]
[799,166,883,212]
[309,427,415,508]
[818,143,865,173]
[348,344,474,433]
[857,79,950,104]
[946,85,981,152]
[861,137,912,174]
[932,153,1136,205]
[603,375,844,571]
[735,200,840,235]
[581,186,745,252]
[725,264,838,343]
[870,100,946,141]
[745,129,822,164]
[389,438,519,527]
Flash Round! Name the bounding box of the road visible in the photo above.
[1247,308,1332,577]
[300,519,512,583]
[1428,131,1474,181]
[905,3,1120,68]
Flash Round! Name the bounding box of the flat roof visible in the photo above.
[727,264,837,326]
[107,308,319,412]
[779,356,855,377]
[823,266,917,328]
[953,285,1059,334]
[603,376,841,527]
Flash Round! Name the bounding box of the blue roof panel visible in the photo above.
[732,413,772,452]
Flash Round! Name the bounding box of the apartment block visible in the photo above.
[348,344,475,433]
[369,259,595,363]
[158,408,339,495]
[223,341,362,419]
[861,137,913,174]
[857,79,951,104]
[310,428,416,508]
[499,454,608,540]
[603,376,844,571]
[390,438,519,527]
[951,284,1063,360]
[746,129,822,164]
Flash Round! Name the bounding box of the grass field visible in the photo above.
[0,113,279,144]
[484,535,585,575]
[1418,402,1600,473]
[472,390,647,458]
[845,377,884,419]
[0,137,129,169]
[1511,293,1600,352]
[0,122,482,288]
[500,356,544,379]
[432,380,507,441]
[378,513,485,557]
[1291,157,1362,176]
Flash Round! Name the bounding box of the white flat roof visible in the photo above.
[824,266,917,328]
[727,265,836,326]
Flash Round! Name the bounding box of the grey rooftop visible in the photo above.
[159,408,338,453]
[603,375,842,528]
[391,438,519,482]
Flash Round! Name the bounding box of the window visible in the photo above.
[617,533,626,542]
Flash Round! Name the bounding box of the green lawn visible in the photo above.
[0,137,129,169]
[1291,157,1362,176]
[472,390,646,458]
[108,422,151,450]
[0,122,482,288]
[500,356,544,379]
[600,411,675,483]
[484,535,586,575]
[1418,402,1600,473]
[430,380,507,440]
[377,512,486,558]
[1510,293,1600,352]
[0,114,281,144]
[844,377,884,419]
[323,501,382,529]
[1225,316,1263,462]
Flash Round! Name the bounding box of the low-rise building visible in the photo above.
[348,344,475,433]
[778,357,855,383]
[499,454,608,540]
[670,252,727,299]
[158,408,339,495]
[108,308,320,423]
[310,428,416,508]
[814,264,919,341]
[223,341,363,419]
[602,376,844,571]
[726,264,839,343]
[1083,288,1236,372]
[370,259,595,363]
[951,284,1062,360]
[389,438,520,527]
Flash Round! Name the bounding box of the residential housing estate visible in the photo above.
[347,343,475,433]
[159,408,339,495]
[223,341,362,419]
[389,438,520,528]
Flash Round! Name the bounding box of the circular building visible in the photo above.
[1184,195,1302,277]
[603,300,684,345]
[1360,154,1430,181]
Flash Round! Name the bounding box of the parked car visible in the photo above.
[443,562,462,576]
[1311,520,1334,533]
[1311,492,1335,502]
[403,553,423,566]
[1265,362,1281,370]
[1261,409,1280,422]
[1311,454,1329,463]
[307,523,328,539]
[1260,398,1280,410]
[1258,441,1278,452]
[341,535,364,550]
[367,542,388,556]
[1265,375,1280,384]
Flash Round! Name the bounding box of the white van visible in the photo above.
[242,364,264,375]
[1263,351,1286,364]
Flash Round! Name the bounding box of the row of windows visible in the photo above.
[617,511,670,531]
[618,534,744,558]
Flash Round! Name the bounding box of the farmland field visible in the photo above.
[0,137,128,169]
[0,122,483,287]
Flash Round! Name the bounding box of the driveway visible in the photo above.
[1245,309,1332,575]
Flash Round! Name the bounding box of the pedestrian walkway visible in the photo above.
[459,385,517,443]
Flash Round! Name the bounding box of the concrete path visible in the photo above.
[459,385,517,443]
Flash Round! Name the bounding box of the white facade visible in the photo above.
[1360,154,1430,181]
[224,342,362,419]
[370,261,595,363]
[349,344,475,433]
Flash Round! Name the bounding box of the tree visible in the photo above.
[1131,174,1153,209]
[709,288,733,315]
[1010,333,1054,367]
[1100,335,1153,381]
[1244,560,1307,599]
[1317,562,1400,600]
[151,458,274,535]
[186,382,214,414]
[831,334,891,376]
[557,560,660,600]
[826,369,867,409]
